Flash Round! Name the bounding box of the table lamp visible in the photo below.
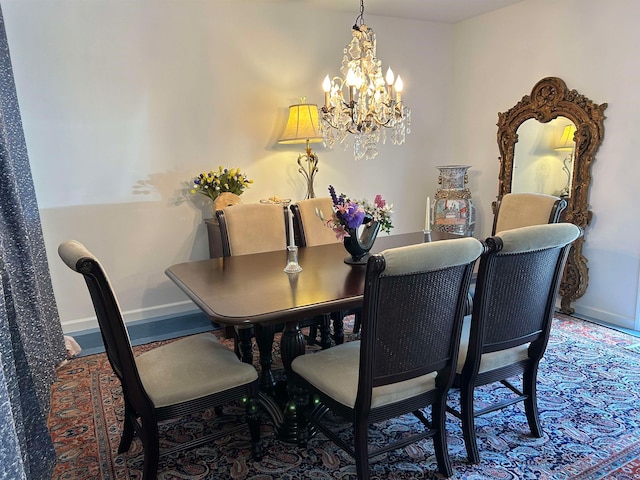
[278,101,324,199]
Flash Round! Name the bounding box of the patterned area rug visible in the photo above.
[49,315,640,479]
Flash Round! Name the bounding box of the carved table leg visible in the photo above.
[277,320,312,445]
[254,323,277,394]
[319,314,332,350]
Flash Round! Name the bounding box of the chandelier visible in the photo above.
[320,0,411,161]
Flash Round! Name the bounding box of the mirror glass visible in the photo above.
[512,116,576,197]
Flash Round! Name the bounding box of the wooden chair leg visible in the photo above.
[237,327,254,365]
[523,367,542,437]
[307,324,318,345]
[354,419,370,480]
[460,381,481,464]
[118,402,135,454]
[223,325,236,339]
[141,417,160,480]
[353,311,362,334]
[432,400,454,477]
[331,312,344,345]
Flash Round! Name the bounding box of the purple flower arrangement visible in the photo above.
[327,185,394,241]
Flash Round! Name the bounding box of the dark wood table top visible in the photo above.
[165,231,461,327]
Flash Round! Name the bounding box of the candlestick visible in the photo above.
[284,245,302,273]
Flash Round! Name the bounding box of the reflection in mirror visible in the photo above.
[496,77,607,314]
[512,116,576,197]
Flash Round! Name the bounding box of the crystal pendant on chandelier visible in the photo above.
[320,0,411,161]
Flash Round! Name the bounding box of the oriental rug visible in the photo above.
[49,315,640,479]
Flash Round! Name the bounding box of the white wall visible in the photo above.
[2,1,453,332]
[5,0,638,333]
[453,0,640,330]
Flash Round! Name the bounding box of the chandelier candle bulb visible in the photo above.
[386,67,394,85]
[395,76,403,103]
[323,76,331,108]
[386,68,394,98]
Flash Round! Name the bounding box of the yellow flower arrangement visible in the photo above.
[190,166,254,202]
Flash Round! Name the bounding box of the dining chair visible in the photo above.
[290,197,339,247]
[492,192,567,235]
[290,197,357,344]
[291,237,485,479]
[216,202,332,371]
[217,202,290,257]
[58,240,262,480]
[463,191,568,316]
[292,196,371,339]
[448,223,581,464]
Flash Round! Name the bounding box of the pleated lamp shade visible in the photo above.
[278,104,323,145]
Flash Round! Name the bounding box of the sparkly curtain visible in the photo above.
[0,7,66,480]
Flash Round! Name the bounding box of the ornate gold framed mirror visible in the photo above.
[495,77,607,314]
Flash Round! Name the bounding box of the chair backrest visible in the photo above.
[58,240,152,413]
[291,197,339,247]
[492,192,567,235]
[469,223,581,362]
[216,203,288,256]
[357,237,484,409]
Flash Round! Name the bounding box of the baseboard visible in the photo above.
[573,314,640,338]
[572,304,639,333]
[69,311,217,357]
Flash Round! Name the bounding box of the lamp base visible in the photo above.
[297,150,318,199]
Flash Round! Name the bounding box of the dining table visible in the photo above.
[165,230,461,444]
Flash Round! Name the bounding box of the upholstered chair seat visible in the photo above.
[135,333,258,408]
[293,340,439,409]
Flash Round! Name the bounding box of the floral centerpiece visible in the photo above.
[327,185,393,241]
[190,166,254,202]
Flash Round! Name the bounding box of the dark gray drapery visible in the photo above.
[0,7,66,480]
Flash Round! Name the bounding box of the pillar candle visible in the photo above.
[425,197,431,231]
[288,212,295,247]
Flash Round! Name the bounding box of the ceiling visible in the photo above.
[307,0,525,23]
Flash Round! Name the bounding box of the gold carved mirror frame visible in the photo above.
[495,77,607,314]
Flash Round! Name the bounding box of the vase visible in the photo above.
[432,165,475,236]
[211,192,242,223]
[343,220,380,265]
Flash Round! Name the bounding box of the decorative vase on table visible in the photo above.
[212,192,242,220]
[343,220,380,265]
[432,165,475,236]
